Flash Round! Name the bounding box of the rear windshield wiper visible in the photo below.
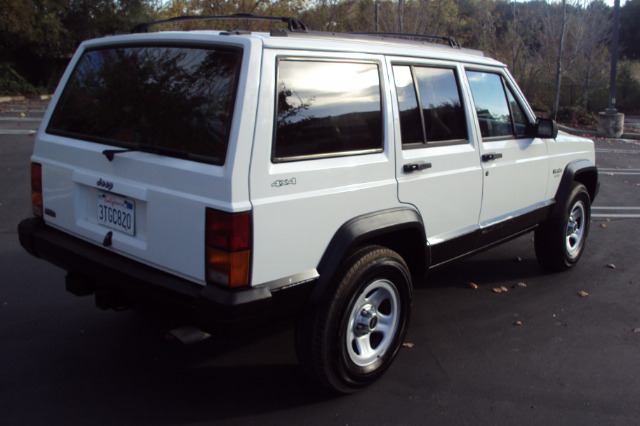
[103,148,135,161]
[102,144,192,162]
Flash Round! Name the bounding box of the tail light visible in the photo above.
[205,208,251,288]
[31,162,43,218]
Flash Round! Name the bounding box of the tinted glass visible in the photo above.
[467,71,515,138]
[274,60,382,161]
[48,45,242,165]
[414,67,467,142]
[392,65,423,144]
[507,88,529,138]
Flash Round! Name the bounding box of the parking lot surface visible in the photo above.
[1,101,639,424]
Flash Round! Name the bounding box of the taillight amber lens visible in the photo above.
[205,208,251,288]
[206,247,251,288]
[31,163,43,218]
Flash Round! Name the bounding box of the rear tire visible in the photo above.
[535,183,591,271]
[295,246,412,393]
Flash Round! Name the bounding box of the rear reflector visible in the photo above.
[205,208,251,288]
[31,163,43,218]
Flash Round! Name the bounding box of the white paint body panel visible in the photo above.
[249,49,399,285]
[34,33,262,285]
[32,30,596,291]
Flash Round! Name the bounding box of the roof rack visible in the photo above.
[131,13,308,34]
[351,32,460,48]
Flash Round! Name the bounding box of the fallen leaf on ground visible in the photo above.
[514,256,522,262]
[517,282,527,288]
[467,282,479,290]
[578,290,589,297]
[606,218,611,222]
[606,264,616,269]
[492,287,503,294]
[514,321,522,326]
[633,329,640,333]
[403,342,415,348]
[600,223,607,229]
[500,286,509,293]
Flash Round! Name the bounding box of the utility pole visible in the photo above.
[597,0,624,138]
[607,0,621,114]
[553,0,567,121]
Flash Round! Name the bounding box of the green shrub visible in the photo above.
[616,61,640,113]
[556,106,597,126]
[0,63,38,96]
[529,101,551,116]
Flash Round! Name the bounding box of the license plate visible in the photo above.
[97,193,135,236]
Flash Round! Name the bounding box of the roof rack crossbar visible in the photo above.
[352,32,460,48]
[131,13,307,34]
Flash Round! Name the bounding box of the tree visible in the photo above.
[62,0,156,49]
[619,0,640,59]
[567,0,611,110]
[0,0,67,88]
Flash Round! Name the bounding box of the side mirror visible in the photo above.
[536,118,558,139]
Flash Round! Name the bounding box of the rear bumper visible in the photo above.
[18,217,313,333]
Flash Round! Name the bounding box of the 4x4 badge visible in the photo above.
[272,178,296,188]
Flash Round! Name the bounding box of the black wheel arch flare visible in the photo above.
[551,159,599,221]
[311,207,427,304]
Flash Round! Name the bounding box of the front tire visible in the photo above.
[535,183,591,271]
[295,246,412,393]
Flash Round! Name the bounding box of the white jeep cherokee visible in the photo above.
[18,15,598,392]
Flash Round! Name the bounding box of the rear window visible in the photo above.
[47,45,242,165]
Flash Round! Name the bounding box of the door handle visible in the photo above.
[482,152,503,162]
[403,162,432,173]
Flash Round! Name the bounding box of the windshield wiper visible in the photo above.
[103,148,135,161]
[102,143,192,162]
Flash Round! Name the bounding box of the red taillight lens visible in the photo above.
[205,208,251,288]
[206,209,251,251]
[31,162,43,218]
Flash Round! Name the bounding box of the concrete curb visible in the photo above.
[558,124,640,141]
[0,95,52,103]
[0,96,25,103]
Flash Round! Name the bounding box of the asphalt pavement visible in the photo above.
[1,100,639,425]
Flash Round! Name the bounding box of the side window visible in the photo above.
[466,70,531,139]
[392,65,423,144]
[507,88,529,138]
[393,64,467,147]
[274,60,383,162]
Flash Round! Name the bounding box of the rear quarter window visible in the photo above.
[274,59,383,162]
[47,45,242,165]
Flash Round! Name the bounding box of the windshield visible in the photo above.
[47,44,242,165]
